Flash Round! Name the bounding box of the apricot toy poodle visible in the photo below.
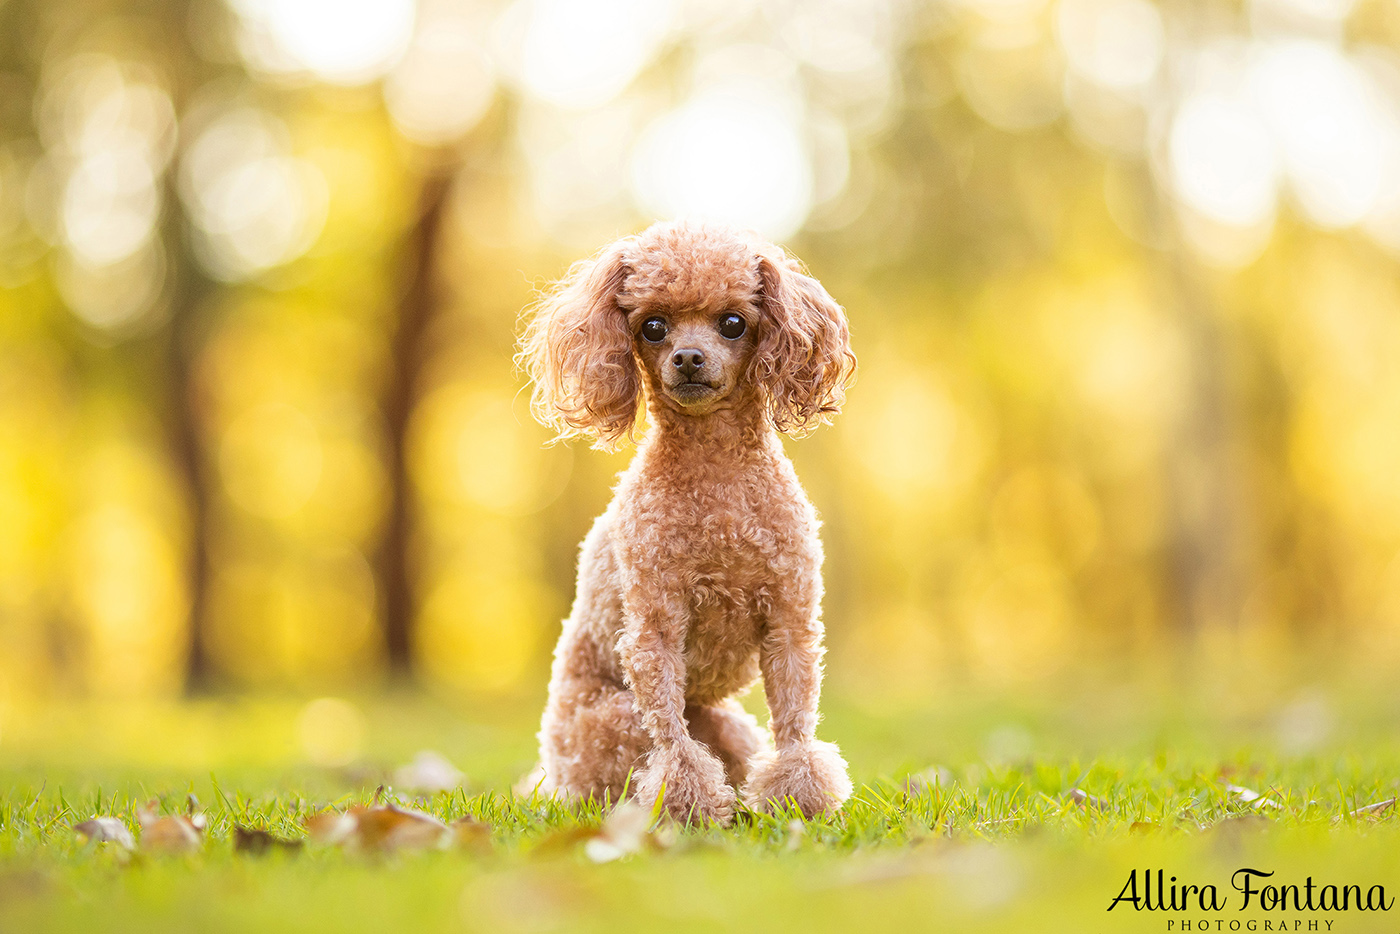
[517,219,856,826]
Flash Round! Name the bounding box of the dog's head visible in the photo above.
[519,220,856,447]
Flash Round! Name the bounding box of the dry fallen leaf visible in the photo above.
[303,803,451,853]
[1128,821,1158,835]
[353,803,452,852]
[1068,788,1108,810]
[393,751,465,795]
[651,820,679,850]
[532,825,597,858]
[584,802,653,863]
[137,800,204,854]
[304,810,359,846]
[1351,797,1396,818]
[785,819,806,852]
[1227,784,1282,810]
[73,817,134,850]
[233,826,304,856]
[451,816,493,854]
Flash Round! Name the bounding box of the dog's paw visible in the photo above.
[741,740,853,818]
[634,742,736,826]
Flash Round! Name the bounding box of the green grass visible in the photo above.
[2,680,1400,933]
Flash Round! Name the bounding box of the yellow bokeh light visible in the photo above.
[232,0,415,85]
[509,0,675,110]
[417,570,550,694]
[220,402,325,521]
[413,384,572,517]
[846,365,989,510]
[296,696,366,766]
[631,76,815,240]
[67,504,185,697]
[957,557,1075,683]
[207,550,380,685]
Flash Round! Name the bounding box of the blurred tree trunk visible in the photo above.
[1128,159,1248,639]
[1153,0,1249,639]
[172,284,214,693]
[1162,257,1246,636]
[166,59,217,696]
[377,168,454,678]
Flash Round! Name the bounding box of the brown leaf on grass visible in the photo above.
[352,804,451,852]
[304,810,358,845]
[584,802,653,863]
[233,826,304,856]
[1068,788,1108,810]
[141,817,204,853]
[1129,821,1158,835]
[451,816,493,854]
[1351,797,1396,818]
[650,820,679,851]
[137,801,204,854]
[393,751,465,795]
[303,804,451,853]
[73,817,134,850]
[531,825,597,858]
[1227,784,1282,810]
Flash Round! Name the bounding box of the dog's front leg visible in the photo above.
[617,578,735,826]
[742,596,854,818]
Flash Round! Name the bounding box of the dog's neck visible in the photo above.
[641,391,776,454]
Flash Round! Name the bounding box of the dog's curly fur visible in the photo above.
[517,219,856,826]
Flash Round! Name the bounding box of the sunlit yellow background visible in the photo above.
[3,0,1400,715]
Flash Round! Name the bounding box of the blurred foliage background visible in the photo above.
[3,0,1400,720]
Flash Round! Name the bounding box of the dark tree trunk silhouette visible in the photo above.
[168,128,217,694]
[160,1,219,695]
[1162,257,1245,636]
[173,297,214,693]
[1123,153,1248,639]
[1145,0,1251,639]
[378,168,454,678]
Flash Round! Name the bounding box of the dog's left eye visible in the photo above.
[641,317,669,342]
[717,314,746,339]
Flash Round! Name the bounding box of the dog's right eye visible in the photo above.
[641,317,669,343]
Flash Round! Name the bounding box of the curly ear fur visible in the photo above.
[750,248,857,435]
[518,242,638,448]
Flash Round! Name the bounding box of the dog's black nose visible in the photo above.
[671,348,704,378]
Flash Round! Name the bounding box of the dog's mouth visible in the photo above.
[664,378,723,405]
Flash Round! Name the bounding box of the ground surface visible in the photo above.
[2,679,1399,933]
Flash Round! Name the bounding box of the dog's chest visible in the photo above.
[673,486,805,702]
[615,444,818,702]
[635,459,807,567]
[682,579,763,702]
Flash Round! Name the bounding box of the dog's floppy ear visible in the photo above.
[518,240,638,448]
[750,247,857,435]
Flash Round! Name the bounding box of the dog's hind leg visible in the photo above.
[539,680,651,803]
[686,699,769,787]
